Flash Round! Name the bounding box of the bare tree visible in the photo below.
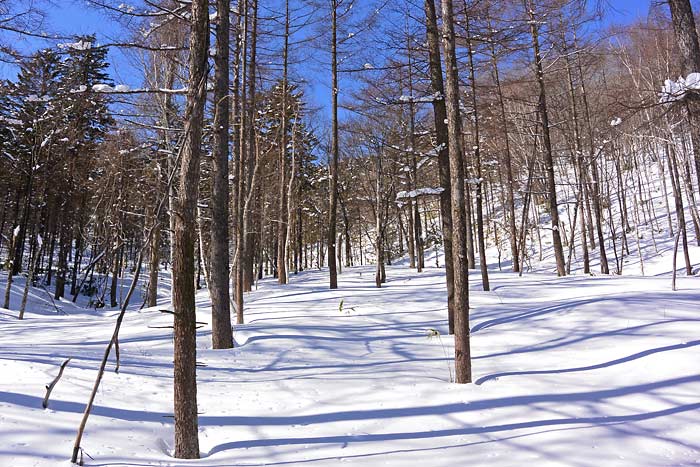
[172,0,209,457]
[210,0,233,349]
[328,0,340,289]
[424,0,456,334]
[440,0,472,383]
[525,0,566,276]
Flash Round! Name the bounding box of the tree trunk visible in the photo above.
[424,0,456,335]
[465,13,489,291]
[487,22,519,273]
[440,0,472,383]
[19,220,42,319]
[668,0,700,192]
[527,0,566,276]
[576,53,609,274]
[233,0,248,325]
[668,142,693,275]
[243,0,259,294]
[54,218,69,300]
[277,0,291,285]
[3,227,17,310]
[109,242,120,308]
[210,0,233,349]
[147,216,160,308]
[172,0,208,458]
[375,153,384,288]
[328,0,339,290]
[563,44,591,273]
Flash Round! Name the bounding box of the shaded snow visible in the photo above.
[0,261,698,466]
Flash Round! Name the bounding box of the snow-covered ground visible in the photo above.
[1,260,698,466]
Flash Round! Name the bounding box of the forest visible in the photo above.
[0,0,698,465]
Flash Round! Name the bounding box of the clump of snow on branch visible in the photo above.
[398,92,443,104]
[118,3,136,14]
[92,84,113,93]
[660,73,700,103]
[396,187,444,200]
[90,84,131,93]
[58,40,92,51]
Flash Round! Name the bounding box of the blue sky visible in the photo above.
[0,0,661,115]
[604,0,655,22]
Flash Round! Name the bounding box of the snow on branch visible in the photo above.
[396,187,444,201]
[398,92,443,104]
[69,84,187,95]
[0,115,22,126]
[58,40,93,51]
[660,73,700,104]
[374,93,444,106]
[421,143,445,158]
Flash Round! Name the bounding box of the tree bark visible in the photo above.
[147,207,160,308]
[277,0,291,285]
[328,0,339,289]
[424,0,456,335]
[172,0,208,457]
[3,228,17,310]
[210,0,233,349]
[465,13,489,291]
[668,0,700,191]
[440,0,472,383]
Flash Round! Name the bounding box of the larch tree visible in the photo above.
[209,0,233,349]
[440,0,472,383]
[328,0,341,290]
[172,0,209,457]
[423,0,456,334]
[524,0,566,276]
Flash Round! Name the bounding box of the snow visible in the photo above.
[398,92,443,104]
[396,187,445,200]
[118,3,136,14]
[92,84,131,93]
[0,254,698,466]
[1,139,699,466]
[660,72,700,103]
[26,94,50,103]
[0,116,22,125]
[92,84,113,92]
[58,40,92,51]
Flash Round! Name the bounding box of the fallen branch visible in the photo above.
[71,249,144,464]
[43,358,71,409]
